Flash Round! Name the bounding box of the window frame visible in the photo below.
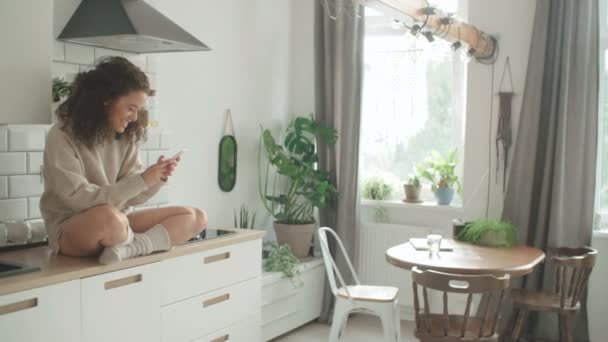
[359,1,468,208]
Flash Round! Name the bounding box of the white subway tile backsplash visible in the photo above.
[9,175,44,198]
[0,198,28,221]
[53,41,65,61]
[65,43,95,65]
[0,153,26,175]
[79,64,94,72]
[146,56,158,73]
[52,62,79,81]
[159,131,171,150]
[147,73,158,90]
[126,54,147,71]
[0,177,7,199]
[0,126,7,152]
[94,47,121,62]
[8,125,46,151]
[141,131,161,150]
[27,152,43,174]
[27,197,41,219]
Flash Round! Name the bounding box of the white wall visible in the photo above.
[463,0,536,221]
[149,0,315,232]
[0,0,52,124]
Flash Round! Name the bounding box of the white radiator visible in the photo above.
[356,222,432,320]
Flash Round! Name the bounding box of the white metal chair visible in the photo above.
[318,227,401,342]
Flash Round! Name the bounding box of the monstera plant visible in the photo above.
[259,116,337,257]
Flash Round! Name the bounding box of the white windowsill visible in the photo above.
[593,229,608,239]
[361,199,464,214]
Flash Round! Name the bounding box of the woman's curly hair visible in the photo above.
[56,56,152,147]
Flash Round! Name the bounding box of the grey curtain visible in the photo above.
[315,0,365,323]
[502,0,599,340]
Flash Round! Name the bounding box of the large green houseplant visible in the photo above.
[416,149,462,205]
[259,116,338,258]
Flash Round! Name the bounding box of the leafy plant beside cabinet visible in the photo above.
[233,204,256,229]
[417,149,462,205]
[259,115,338,258]
[362,176,393,200]
[457,219,518,247]
[263,242,302,286]
[52,77,70,102]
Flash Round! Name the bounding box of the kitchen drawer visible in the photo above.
[262,293,298,326]
[161,239,261,305]
[0,280,80,342]
[81,263,162,342]
[161,276,261,342]
[261,276,298,306]
[191,314,260,342]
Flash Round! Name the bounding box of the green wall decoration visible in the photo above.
[218,109,237,192]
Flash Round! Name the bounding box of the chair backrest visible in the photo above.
[317,227,361,299]
[550,246,598,309]
[411,267,510,341]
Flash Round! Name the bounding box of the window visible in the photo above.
[595,0,608,229]
[359,0,466,204]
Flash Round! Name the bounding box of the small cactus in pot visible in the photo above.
[403,173,422,203]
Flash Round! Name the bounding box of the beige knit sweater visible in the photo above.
[40,125,163,253]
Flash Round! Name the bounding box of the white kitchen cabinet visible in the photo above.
[0,280,80,342]
[81,262,162,342]
[261,258,325,341]
[160,239,262,305]
[161,277,261,342]
[191,315,260,342]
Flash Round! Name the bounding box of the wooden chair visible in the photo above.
[411,267,511,342]
[318,227,400,342]
[510,246,598,342]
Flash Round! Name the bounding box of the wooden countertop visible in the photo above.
[0,228,265,296]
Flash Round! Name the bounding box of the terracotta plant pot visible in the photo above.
[273,222,315,258]
[403,184,422,203]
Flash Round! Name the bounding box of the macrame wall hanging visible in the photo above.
[496,57,514,192]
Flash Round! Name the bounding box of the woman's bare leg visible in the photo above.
[58,205,129,257]
[127,206,207,244]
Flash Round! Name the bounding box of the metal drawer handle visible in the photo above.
[203,293,230,308]
[0,298,38,316]
[210,334,229,342]
[104,274,142,290]
[204,252,231,264]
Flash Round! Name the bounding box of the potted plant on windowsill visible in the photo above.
[417,149,462,205]
[361,175,393,222]
[403,173,422,203]
[259,116,338,258]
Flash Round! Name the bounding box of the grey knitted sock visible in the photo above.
[99,224,171,265]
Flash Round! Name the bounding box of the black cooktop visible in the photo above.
[185,228,236,244]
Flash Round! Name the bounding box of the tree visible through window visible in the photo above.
[360,3,465,204]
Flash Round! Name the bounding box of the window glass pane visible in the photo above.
[360,11,465,204]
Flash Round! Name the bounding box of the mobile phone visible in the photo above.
[166,149,186,162]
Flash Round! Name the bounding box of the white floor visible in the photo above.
[271,314,418,342]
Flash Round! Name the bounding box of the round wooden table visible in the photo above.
[386,239,545,277]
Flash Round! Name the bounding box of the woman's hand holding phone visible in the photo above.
[141,150,185,186]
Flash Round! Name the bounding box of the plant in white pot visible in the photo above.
[259,116,338,258]
[416,149,462,205]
